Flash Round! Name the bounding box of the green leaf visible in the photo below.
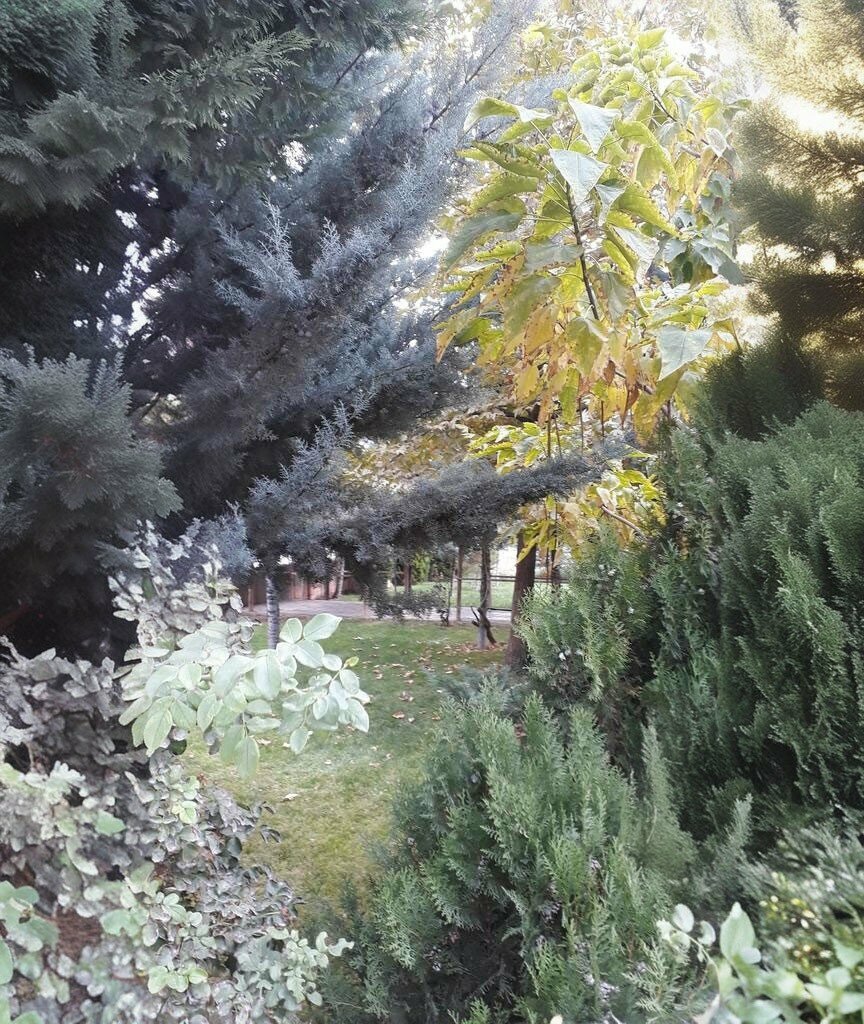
[834,939,864,969]
[279,618,303,643]
[463,96,519,130]
[94,811,125,837]
[568,99,618,153]
[220,724,244,763]
[444,199,526,269]
[196,692,218,732]
[289,727,311,754]
[656,327,712,379]
[118,694,152,726]
[719,902,757,962]
[638,27,666,49]
[178,663,202,688]
[466,141,545,178]
[469,173,539,212]
[613,226,660,276]
[739,999,781,1024]
[100,909,133,936]
[503,274,557,335]
[235,736,260,779]
[254,650,282,699]
[671,904,694,933]
[294,639,325,668]
[0,939,12,985]
[565,318,605,376]
[550,150,607,206]
[213,654,254,696]
[303,613,342,642]
[142,704,173,754]
[616,184,676,234]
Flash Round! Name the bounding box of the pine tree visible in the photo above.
[726,0,864,409]
[0,0,476,652]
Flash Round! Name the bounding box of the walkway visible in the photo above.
[249,597,511,624]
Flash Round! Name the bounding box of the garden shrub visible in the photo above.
[520,403,864,839]
[322,686,703,1024]
[0,529,355,1022]
[647,821,864,1023]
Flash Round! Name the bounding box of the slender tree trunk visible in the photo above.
[476,543,496,650]
[455,547,463,623]
[404,561,413,596]
[265,573,281,649]
[334,557,345,598]
[506,532,536,668]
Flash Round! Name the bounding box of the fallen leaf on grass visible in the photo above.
[283,793,299,801]
[392,712,405,720]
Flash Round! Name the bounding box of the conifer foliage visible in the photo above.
[728,0,864,409]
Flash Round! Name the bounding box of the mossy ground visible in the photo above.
[185,619,503,903]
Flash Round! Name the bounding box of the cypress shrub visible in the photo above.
[522,402,864,838]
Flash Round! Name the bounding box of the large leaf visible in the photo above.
[503,274,557,335]
[613,226,660,277]
[569,99,618,153]
[656,327,712,379]
[550,150,607,207]
[235,736,260,779]
[616,184,676,234]
[444,199,525,269]
[303,613,342,641]
[464,98,552,131]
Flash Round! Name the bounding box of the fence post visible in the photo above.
[455,547,463,622]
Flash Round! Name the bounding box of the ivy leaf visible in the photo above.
[656,327,713,379]
[551,150,607,206]
[569,99,618,153]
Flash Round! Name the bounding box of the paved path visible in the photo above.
[249,598,511,624]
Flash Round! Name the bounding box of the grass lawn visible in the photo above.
[185,620,504,904]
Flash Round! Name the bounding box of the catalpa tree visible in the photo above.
[435,23,745,561]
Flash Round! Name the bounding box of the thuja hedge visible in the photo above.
[521,400,864,839]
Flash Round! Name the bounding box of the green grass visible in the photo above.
[185,620,504,903]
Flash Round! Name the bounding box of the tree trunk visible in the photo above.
[265,574,281,649]
[476,544,496,650]
[404,561,413,596]
[506,532,536,668]
[334,557,346,598]
[455,547,463,623]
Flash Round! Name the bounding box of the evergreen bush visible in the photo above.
[322,686,699,1024]
[521,402,864,839]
